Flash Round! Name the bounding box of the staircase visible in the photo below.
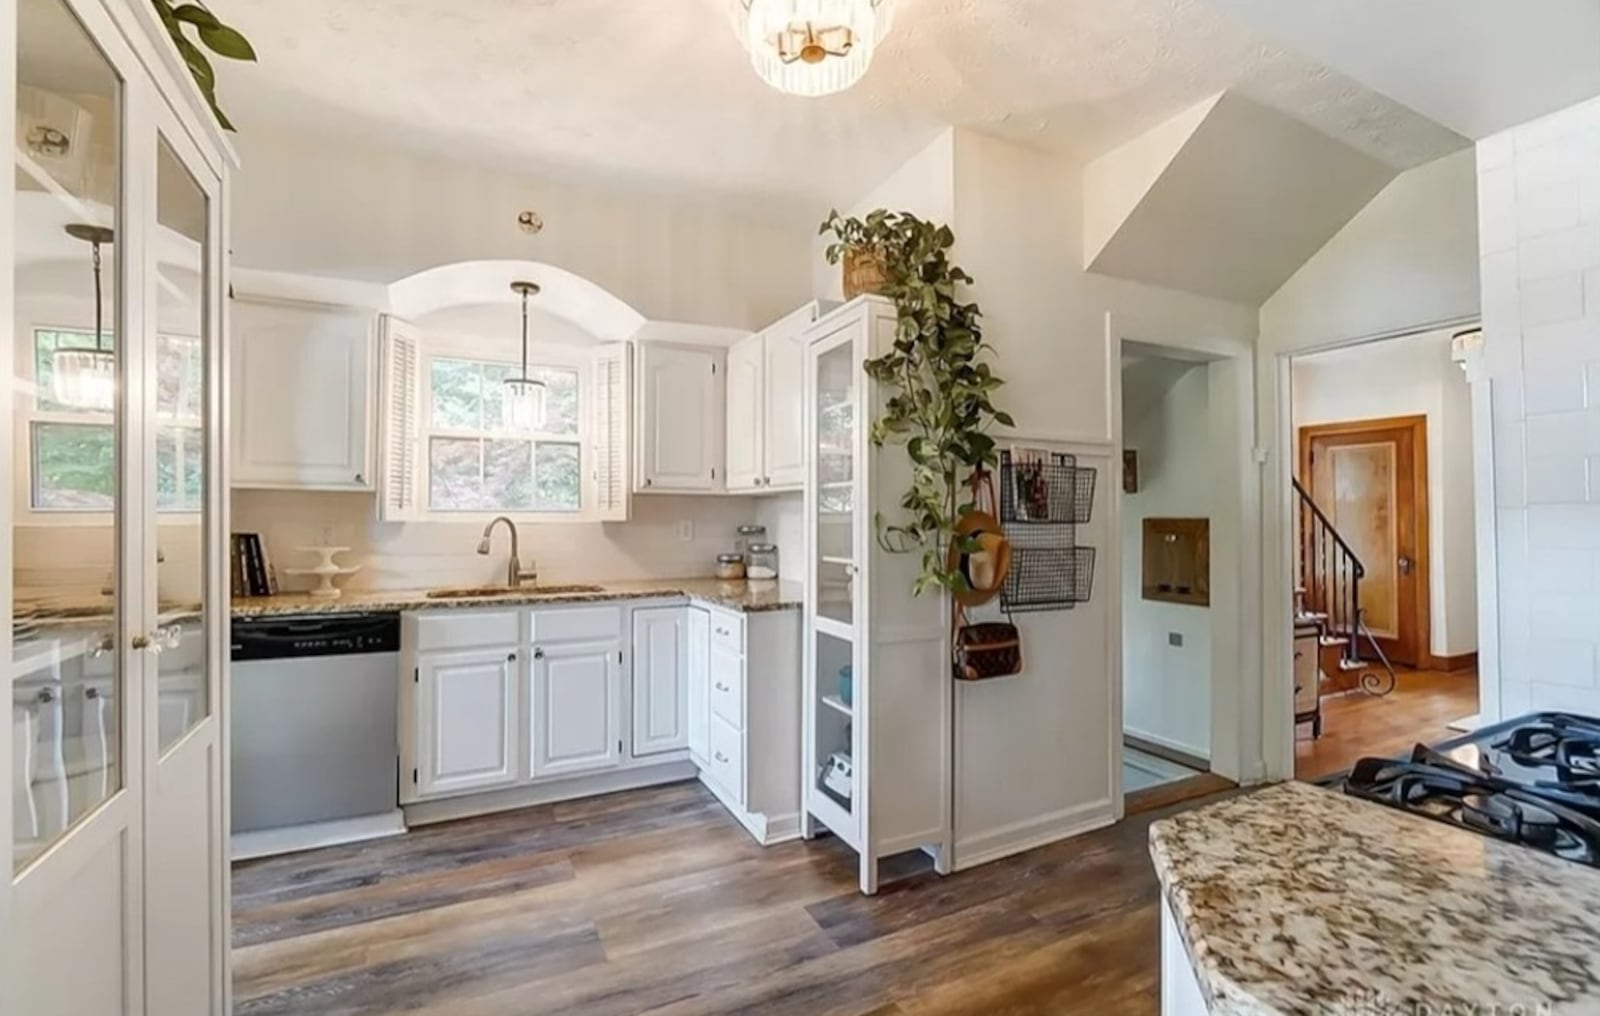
[1292,478,1397,711]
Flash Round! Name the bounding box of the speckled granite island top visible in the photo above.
[231,577,802,617]
[1150,781,1600,1015]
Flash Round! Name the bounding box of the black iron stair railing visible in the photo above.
[1292,477,1396,697]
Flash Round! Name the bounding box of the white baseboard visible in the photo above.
[404,762,696,826]
[231,810,407,861]
[698,772,800,845]
[953,799,1117,871]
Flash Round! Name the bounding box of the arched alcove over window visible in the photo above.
[386,259,647,343]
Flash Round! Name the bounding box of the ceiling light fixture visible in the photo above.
[53,223,117,411]
[505,281,547,432]
[736,0,895,97]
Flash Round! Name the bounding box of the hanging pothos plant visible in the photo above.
[151,0,257,131]
[820,209,1013,596]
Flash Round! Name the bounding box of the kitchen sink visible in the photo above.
[424,584,606,599]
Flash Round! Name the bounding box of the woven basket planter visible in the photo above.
[842,246,890,299]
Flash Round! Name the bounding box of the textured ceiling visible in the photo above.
[215,0,1467,218]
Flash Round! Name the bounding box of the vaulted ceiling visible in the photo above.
[215,0,1469,218]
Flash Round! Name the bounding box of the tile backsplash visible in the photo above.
[16,491,771,601]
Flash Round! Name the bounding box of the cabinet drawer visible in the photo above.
[530,606,621,644]
[411,611,519,652]
[707,714,744,803]
[708,611,744,655]
[709,647,744,729]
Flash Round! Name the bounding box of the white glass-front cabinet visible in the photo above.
[801,297,951,895]
[6,0,235,1010]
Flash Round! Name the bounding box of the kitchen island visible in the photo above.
[1150,780,1600,1015]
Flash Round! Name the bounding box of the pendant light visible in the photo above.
[505,281,547,431]
[736,0,895,97]
[53,223,116,411]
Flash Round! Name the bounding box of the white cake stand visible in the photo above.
[284,546,360,599]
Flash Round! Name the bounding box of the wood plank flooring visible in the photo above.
[1295,666,1477,781]
[233,782,1231,1015]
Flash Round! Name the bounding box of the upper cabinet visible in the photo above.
[725,302,832,494]
[231,297,375,490]
[635,342,726,493]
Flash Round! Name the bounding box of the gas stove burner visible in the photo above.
[1460,791,1560,845]
[1344,746,1600,868]
[1495,717,1600,786]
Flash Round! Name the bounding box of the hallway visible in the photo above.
[1295,666,1478,780]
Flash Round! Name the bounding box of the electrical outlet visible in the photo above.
[677,520,694,542]
[1168,632,1184,648]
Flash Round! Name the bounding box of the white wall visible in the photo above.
[1291,330,1479,658]
[1477,94,1600,718]
[1255,147,1482,779]
[231,126,813,330]
[815,128,1258,861]
[1121,359,1213,760]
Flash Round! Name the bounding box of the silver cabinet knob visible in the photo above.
[506,651,517,662]
[532,647,545,659]
[355,472,365,484]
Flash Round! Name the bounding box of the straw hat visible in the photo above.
[946,509,1012,606]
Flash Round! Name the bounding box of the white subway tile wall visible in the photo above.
[1480,95,1600,710]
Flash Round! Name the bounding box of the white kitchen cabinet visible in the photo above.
[725,302,830,493]
[635,343,725,492]
[690,607,802,845]
[531,641,622,779]
[686,608,711,766]
[414,646,520,798]
[725,335,764,491]
[231,297,375,490]
[802,297,952,894]
[631,607,688,757]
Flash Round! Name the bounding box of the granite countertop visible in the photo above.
[230,577,803,617]
[1149,780,1600,1015]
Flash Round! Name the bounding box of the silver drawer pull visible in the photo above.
[714,752,728,763]
[715,682,730,692]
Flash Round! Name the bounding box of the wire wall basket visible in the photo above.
[997,450,1097,612]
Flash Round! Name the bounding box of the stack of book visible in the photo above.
[231,533,278,597]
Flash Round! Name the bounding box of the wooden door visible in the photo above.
[415,648,520,797]
[724,334,764,491]
[1299,416,1429,667]
[531,641,621,778]
[631,608,687,757]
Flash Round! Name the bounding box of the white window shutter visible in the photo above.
[377,314,422,521]
[591,342,631,522]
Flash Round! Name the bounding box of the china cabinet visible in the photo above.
[4,0,236,1010]
[800,297,952,894]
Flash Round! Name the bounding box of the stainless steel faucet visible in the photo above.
[477,516,538,587]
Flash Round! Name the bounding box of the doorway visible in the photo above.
[1287,329,1481,780]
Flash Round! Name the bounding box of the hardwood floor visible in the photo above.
[1295,666,1478,781]
[233,782,1230,1015]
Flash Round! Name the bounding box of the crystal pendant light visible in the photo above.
[505,281,547,432]
[53,223,116,411]
[736,0,895,97]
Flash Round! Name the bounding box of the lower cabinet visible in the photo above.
[631,607,688,757]
[531,640,622,779]
[414,646,520,799]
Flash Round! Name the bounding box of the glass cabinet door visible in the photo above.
[813,336,856,628]
[150,136,211,754]
[12,0,127,872]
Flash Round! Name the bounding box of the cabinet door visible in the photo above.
[637,344,724,491]
[725,334,765,491]
[415,648,519,798]
[531,641,622,779]
[686,608,710,765]
[631,608,688,756]
[763,327,807,489]
[231,299,374,490]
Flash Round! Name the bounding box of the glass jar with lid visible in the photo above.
[715,553,746,580]
[735,524,766,560]
[746,543,780,581]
